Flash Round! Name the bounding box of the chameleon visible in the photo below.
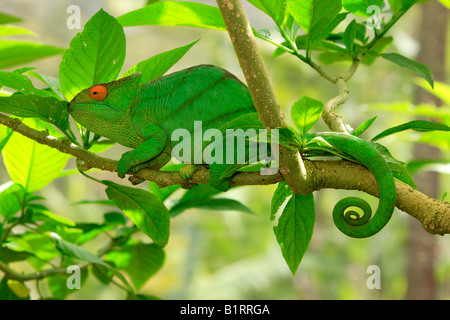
[68,64,257,188]
[68,64,395,238]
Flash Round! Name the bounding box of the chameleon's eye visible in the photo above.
[89,85,108,101]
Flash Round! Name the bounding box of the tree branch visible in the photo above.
[0,113,448,235]
[216,0,312,195]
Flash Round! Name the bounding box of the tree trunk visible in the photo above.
[405,0,448,300]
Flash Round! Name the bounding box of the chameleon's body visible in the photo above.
[68,64,395,238]
[68,65,255,181]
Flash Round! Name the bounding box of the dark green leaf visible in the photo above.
[0,12,22,24]
[59,9,126,101]
[103,181,170,247]
[0,94,69,132]
[273,193,315,275]
[105,242,164,290]
[0,246,32,263]
[381,53,434,88]
[122,40,198,84]
[118,1,226,30]
[343,20,357,56]
[371,120,450,142]
[170,197,254,217]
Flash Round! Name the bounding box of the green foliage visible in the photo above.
[117,1,226,30]
[273,193,315,275]
[59,9,126,102]
[0,0,447,299]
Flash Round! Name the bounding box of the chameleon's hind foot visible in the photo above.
[179,164,200,181]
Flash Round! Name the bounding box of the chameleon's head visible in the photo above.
[67,73,142,133]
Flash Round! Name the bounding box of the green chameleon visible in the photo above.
[68,64,396,238]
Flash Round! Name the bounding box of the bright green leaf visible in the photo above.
[117,1,226,30]
[287,0,342,55]
[2,119,70,192]
[343,0,384,17]
[59,9,126,101]
[0,40,64,69]
[122,40,198,83]
[291,95,324,139]
[354,116,377,136]
[0,25,34,37]
[248,0,287,25]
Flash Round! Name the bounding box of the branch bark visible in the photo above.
[216,0,312,195]
[0,113,448,236]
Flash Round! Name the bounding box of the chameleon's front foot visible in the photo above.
[117,154,133,178]
[179,164,200,181]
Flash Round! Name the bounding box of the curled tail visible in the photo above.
[319,132,396,238]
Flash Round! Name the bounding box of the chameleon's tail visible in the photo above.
[320,132,397,238]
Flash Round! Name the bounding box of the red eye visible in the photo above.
[89,85,108,100]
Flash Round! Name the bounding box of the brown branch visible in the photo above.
[1,113,448,235]
[216,0,312,195]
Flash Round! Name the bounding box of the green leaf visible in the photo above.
[371,120,450,142]
[59,9,126,101]
[170,197,254,217]
[2,119,70,192]
[0,126,13,152]
[103,181,170,247]
[381,53,434,88]
[0,25,34,37]
[343,19,357,56]
[291,95,324,140]
[49,232,109,267]
[354,116,377,136]
[0,94,70,132]
[270,181,292,221]
[287,0,342,55]
[343,0,384,17]
[0,12,22,24]
[388,0,418,13]
[117,1,226,30]
[105,242,164,290]
[0,182,23,219]
[247,0,287,25]
[371,142,417,188]
[122,40,198,84]
[273,193,315,275]
[26,71,65,100]
[0,246,32,263]
[0,40,64,69]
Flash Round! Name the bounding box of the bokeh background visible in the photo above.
[0,0,449,299]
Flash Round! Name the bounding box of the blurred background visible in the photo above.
[0,0,449,299]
